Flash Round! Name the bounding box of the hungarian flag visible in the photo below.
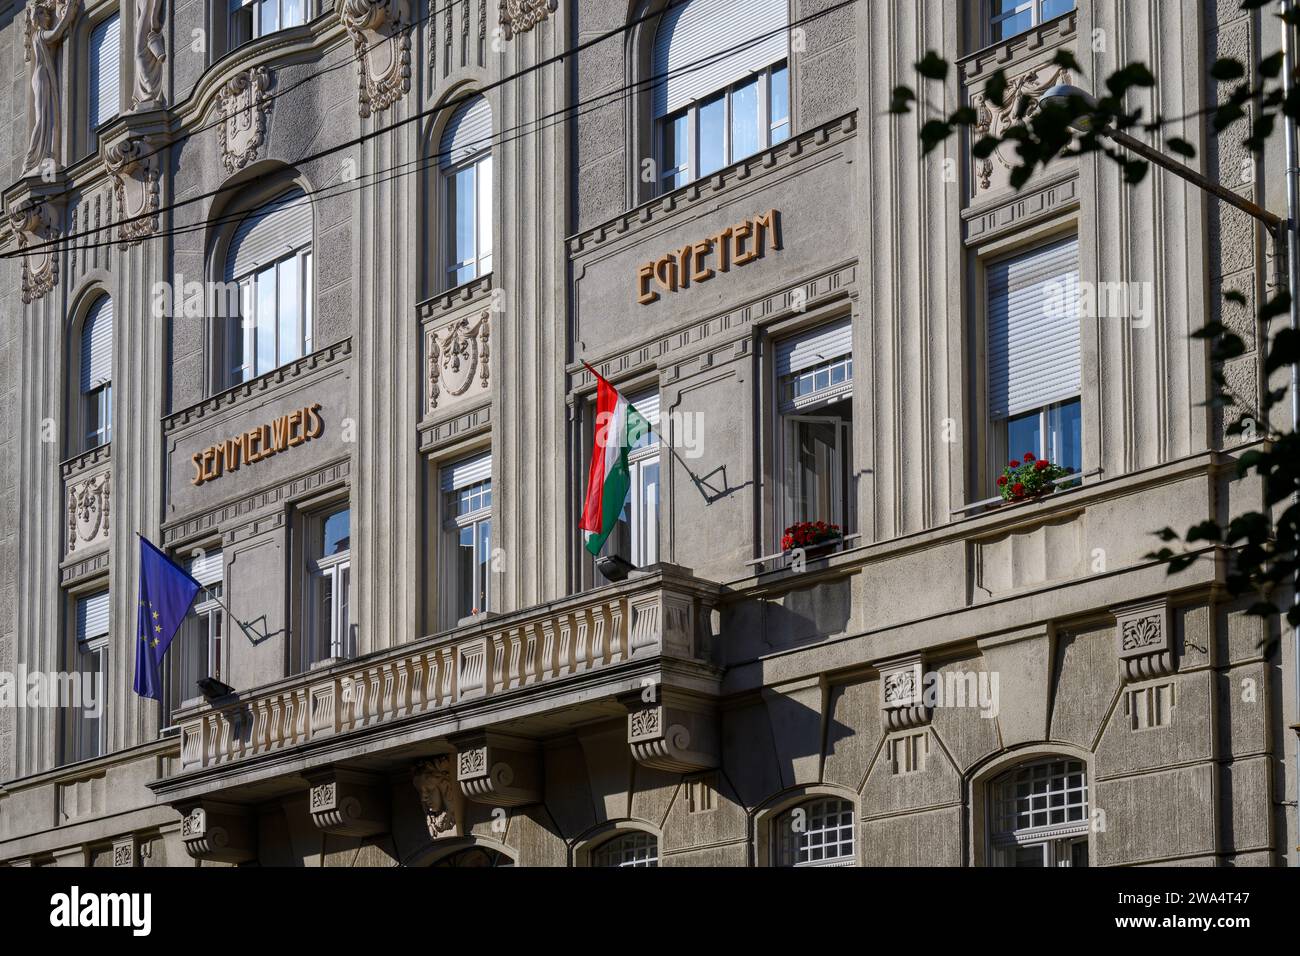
[580,363,652,556]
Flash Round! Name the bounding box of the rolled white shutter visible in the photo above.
[77,590,111,642]
[226,189,313,280]
[440,96,493,168]
[629,391,660,426]
[90,14,121,130]
[81,296,113,392]
[652,0,789,117]
[987,236,1081,419]
[776,318,853,376]
[189,549,224,587]
[441,452,492,491]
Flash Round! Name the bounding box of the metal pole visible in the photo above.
[1279,0,1300,867]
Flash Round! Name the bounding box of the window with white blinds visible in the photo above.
[81,296,113,393]
[776,319,853,412]
[76,590,111,642]
[986,236,1081,420]
[441,96,493,286]
[440,96,493,169]
[189,549,224,587]
[441,451,492,492]
[226,189,313,281]
[652,0,789,118]
[89,14,121,133]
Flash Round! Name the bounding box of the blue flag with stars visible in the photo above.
[133,535,201,700]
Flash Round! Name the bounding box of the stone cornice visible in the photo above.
[416,272,495,320]
[566,112,858,258]
[60,442,111,480]
[163,337,352,435]
[418,402,492,454]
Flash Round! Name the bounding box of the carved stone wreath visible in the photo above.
[428,310,491,410]
[498,0,557,40]
[218,67,273,175]
[340,0,412,118]
[973,66,1072,191]
[67,471,110,553]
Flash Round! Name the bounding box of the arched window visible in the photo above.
[591,831,659,867]
[432,846,513,867]
[774,796,855,866]
[224,188,313,386]
[652,0,790,192]
[988,757,1089,867]
[88,13,121,144]
[80,295,113,450]
[440,96,493,288]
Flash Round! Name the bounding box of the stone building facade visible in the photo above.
[0,0,1293,867]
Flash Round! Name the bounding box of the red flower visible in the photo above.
[1034,459,1049,471]
[1011,482,1025,495]
[1024,452,1035,462]
[1009,459,1020,468]
[996,475,1008,487]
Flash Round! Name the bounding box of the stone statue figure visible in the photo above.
[132,0,167,109]
[23,0,79,175]
[411,756,460,839]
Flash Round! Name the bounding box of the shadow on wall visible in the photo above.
[720,576,853,665]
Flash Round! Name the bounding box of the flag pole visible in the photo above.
[136,531,266,643]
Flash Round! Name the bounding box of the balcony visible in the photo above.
[165,564,722,788]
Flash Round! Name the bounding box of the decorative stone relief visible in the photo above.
[305,768,389,836]
[624,692,719,774]
[112,835,137,867]
[1114,598,1174,682]
[498,0,556,40]
[131,0,167,109]
[67,471,110,556]
[340,0,412,118]
[428,310,490,412]
[8,197,61,303]
[218,67,273,175]
[102,137,161,245]
[972,65,1072,193]
[22,0,80,176]
[878,655,930,730]
[885,729,929,775]
[179,802,256,863]
[412,755,465,840]
[451,732,541,806]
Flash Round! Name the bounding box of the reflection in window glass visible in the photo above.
[731,75,761,162]
[698,94,726,177]
[770,63,790,144]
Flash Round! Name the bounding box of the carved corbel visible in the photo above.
[623,690,719,774]
[305,768,390,837]
[1114,598,1175,682]
[340,0,412,117]
[877,654,931,731]
[450,731,541,807]
[411,754,465,840]
[498,0,557,40]
[179,801,256,864]
[218,67,273,174]
[112,834,138,868]
[102,136,161,245]
[8,196,61,304]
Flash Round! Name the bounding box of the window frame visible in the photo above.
[232,244,314,386]
[164,549,225,724]
[985,0,1075,45]
[228,0,310,49]
[655,60,789,194]
[442,150,494,289]
[304,505,352,667]
[69,589,110,764]
[986,757,1090,867]
[443,473,493,626]
[591,831,660,868]
[772,796,857,867]
[76,294,113,454]
[87,12,121,146]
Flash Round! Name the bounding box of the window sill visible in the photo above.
[745,533,862,574]
[951,468,1103,517]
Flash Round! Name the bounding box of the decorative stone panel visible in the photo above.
[180,801,256,863]
[112,835,138,868]
[1114,598,1174,682]
[340,0,412,117]
[305,768,389,836]
[498,0,556,40]
[878,654,930,731]
[427,309,491,414]
[102,136,161,245]
[218,67,273,174]
[66,468,110,558]
[624,690,719,774]
[7,195,61,304]
[450,731,541,806]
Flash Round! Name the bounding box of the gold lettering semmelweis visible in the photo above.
[191,403,324,486]
[637,209,781,305]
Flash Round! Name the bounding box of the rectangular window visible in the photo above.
[776,320,854,540]
[230,0,308,47]
[307,507,351,666]
[446,155,493,287]
[601,391,660,574]
[165,549,224,721]
[987,235,1081,485]
[72,590,110,763]
[657,61,789,193]
[442,454,492,624]
[89,14,121,138]
[235,248,312,383]
[988,0,1074,43]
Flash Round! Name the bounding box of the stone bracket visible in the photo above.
[1114,597,1175,682]
[304,767,389,837]
[622,690,719,774]
[450,731,542,807]
[179,799,256,864]
[876,653,931,731]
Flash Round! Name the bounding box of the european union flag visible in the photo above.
[133,535,201,701]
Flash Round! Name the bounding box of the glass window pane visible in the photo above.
[1006,410,1041,463]
[640,459,659,565]
[770,63,790,144]
[317,570,333,660]
[990,0,1034,40]
[338,564,351,656]
[259,0,278,35]
[277,254,301,366]
[323,509,350,556]
[791,419,838,524]
[284,0,305,28]
[477,156,493,268]
[255,264,277,376]
[450,165,477,285]
[661,112,689,189]
[303,251,313,353]
[476,520,491,613]
[1047,398,1082,474]
[456,525,476,619]
[239,278,255,381]
[731,75,760,161]
[1041,0,1075,23]
[699,94,725,176]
